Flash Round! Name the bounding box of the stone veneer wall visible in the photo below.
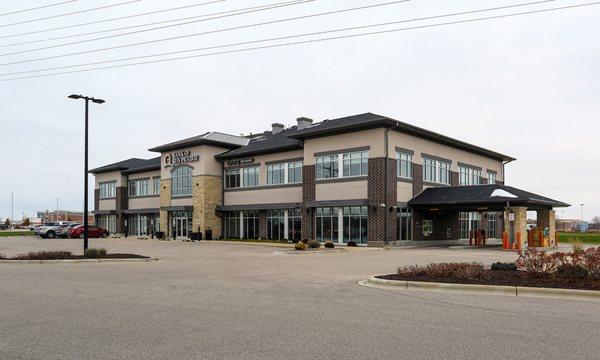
[192,175,222,239]
[159,179,171,237]
[367,158,397,245]
[301,165,315,240]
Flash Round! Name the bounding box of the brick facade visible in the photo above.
[258,211,267,239]
[367,158,397,245]
[115,186,128,234]
[412,163,423,196]
[413,209,461,241]
[451,171,459,186]
[301,165,315,240]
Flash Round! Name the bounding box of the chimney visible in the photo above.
[271,123,284,134]
[297,117,313,130]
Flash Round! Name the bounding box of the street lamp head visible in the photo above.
[68,94,82,99]
[92,98,105,104]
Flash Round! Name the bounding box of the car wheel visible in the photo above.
[47,231,55,239]
[78,233,85,239]
[101,232,108,238]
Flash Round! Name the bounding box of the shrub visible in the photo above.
[491,262,517,271]
[84,248,107,258]
[347,241,358,247]
[0,253,6,259]
[13,251,71,260]
[397,262,488,279]
[571,238,584,253]
[324,241,335,249]
[582,247,600,278]
[294,242,306,250]
[307,240,320,249]
[556,264,589,279]
[516,249,558,276]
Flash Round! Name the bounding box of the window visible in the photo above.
[129,178,149,197]
[342,206,368,244]
[397,151,413,179]
[316,155,338,179]
[224,212,240,239]
[342,151,368,177]
[460,212,481,239]
[287,209,302,241]
[225,169,240,189]
[267,163,285,185]
[488,171,497,185]
[97,214,116,234]
[242,211,259,239]
[488,213,498,239]
[423,158,451,184]
[287,161,303,183]
[153,177,160,194]
[98,181,116,199]
[267,210,285,240]
[397,207,412,241]
[316,207,339,243]
[242,166,259,187]
[171,166,192,196]
[459,167,481,186]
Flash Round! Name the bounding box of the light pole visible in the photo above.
[580,203,585,232]
[10,192,14,229]
[56,197,59,221]
[68,94,105,252]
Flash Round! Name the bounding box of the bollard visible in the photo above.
[516,232,522,251]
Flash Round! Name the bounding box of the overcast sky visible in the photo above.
[0,0,598,222]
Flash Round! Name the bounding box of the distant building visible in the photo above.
[556,219,587,232]
[37,210,94,224]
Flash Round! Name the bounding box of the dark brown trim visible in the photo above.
[128,194,160,199]
[313,146,370,157]
[305,199,369,208]
[486,169,498,174]
[457,162,482,171]
[98,196,116,200]
[224,183,302,192]
[265,157,303,165]
[423,181,451,187]
[397,177,413,184]
[315,175,368,184]
[122,208,160,214]
[171,195,192,199]
[93,210,119,215]
[160,206,194,211]
[421,153,452,164]
[218,203,301,211]
[395,147,414,155]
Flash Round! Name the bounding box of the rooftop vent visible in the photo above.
[271,123,285,134]
[297,117,313,130]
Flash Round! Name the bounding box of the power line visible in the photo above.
[0,0,317,55]
[0,0,143,28]
[0,0,289,47]
[0,0,561,66]
[1,1,598,81]
[0,0,78,17]
[0,0,226,39]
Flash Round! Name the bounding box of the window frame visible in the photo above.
[171,166,193,197]
[98,181,116,199]
[423,157,451,185]
[396,151,413,179]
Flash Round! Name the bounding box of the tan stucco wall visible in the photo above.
[315,180,368,201]
[397,182,413,202]
[224,186,302,205]
[98,199,116,211]
[160,145,226,179]
[94,171,127,188]
[223,149,303,187]
[170,197,193,207]
[128,170,160,180]
[128,196,159,210]
[303,128,385,165]
[387,131,504,180]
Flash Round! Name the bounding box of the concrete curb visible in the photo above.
[364,277,600,301]
[0,258,159,264]
[273,249,347,255]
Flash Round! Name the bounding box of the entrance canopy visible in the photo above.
[408,184,569,212]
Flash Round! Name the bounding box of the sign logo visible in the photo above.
[164,150,200,167]
[226,158,254,166]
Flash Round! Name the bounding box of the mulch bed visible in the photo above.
[1,253,149,260]
[377,271,600,291]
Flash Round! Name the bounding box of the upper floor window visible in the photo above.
[267,161,303,185]
[153,177,161,194]
[99,181,116,199]
[171,166,192,196]
[396,151,413,179]
[287,161,303,183]
[423,157,450,185]
[129,178,149,197]
[459,166,481,186]
[316,154,338,179]
[267,163,285,185]
[488,171,497,184]
[225,166,259,188]
[343,151,368,177]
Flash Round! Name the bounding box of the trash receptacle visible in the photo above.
[205,228,212,240]
[190,232,199,241]
[156,231,164,239]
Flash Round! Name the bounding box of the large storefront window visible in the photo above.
[127,214,159,236]
[342,206,368,244]
[267,210,285,240]
[171,166,192,196]
[224,211,240,239]
[242,211,259,239]
[460,212,481,239]
[316,207,339,243]
[287,209,302,241]
[97,214,116,234]
[397,207,412,241]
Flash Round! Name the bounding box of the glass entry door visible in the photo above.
[175,218,189,239]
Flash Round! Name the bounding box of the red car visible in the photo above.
[68,225,109,239]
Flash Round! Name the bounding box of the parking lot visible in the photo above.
[1,236,599,360]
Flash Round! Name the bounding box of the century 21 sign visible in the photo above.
[164,151,200,166]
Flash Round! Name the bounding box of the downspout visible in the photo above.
[502,158,514,184]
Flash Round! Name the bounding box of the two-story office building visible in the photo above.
[91,113,568,246]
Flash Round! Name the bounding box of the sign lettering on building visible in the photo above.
[226,158,254,166]
[164,150,200,167]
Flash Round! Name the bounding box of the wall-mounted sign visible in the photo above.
[227,158,254,166]
[509,213,515,222]
[422,220,433,237]
[164,150,200,167]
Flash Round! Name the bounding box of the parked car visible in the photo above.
[35,221,74,239]
[68,225,109,239]
[57,223,81,238]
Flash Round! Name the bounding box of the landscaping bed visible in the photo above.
[377,247,600,291]
[0,249,148,261]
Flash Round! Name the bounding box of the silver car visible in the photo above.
[35,221,74,239]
